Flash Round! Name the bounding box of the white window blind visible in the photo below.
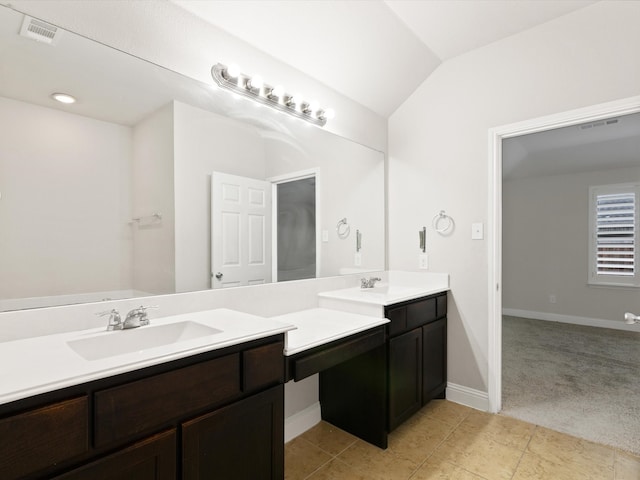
[589,184,640,287]
[595,192,635,276]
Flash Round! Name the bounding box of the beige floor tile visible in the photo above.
[418,400,473,428]
[456,410,535,450]
[337,439,419,480]
[527,427,615,472]
[430,428,524,480]
[513,451,613,480]
[300,421,358,455]
[306,457,372,480]
[285,437,333,480]
[411,458,486,479]
[388,413,455,464]
[615,450,640,479]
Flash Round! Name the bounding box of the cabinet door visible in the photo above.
[182,384,284,480]
[388,328,422,431]
[422,317,447,403]
[52,430,176,480]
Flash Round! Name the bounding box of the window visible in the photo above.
[589,183,640,287]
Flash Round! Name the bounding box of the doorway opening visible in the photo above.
[488,96,640,452]
[488,95,640,413]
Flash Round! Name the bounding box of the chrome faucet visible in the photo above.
[97,309,123,331]
[123,305,158,329]
[97,306,158,331]
[360,277,382,289]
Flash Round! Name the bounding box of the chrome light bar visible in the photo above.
[211,63,333,127]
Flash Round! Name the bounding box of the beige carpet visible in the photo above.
[501,315,640,455]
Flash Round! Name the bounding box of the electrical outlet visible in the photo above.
[419,253,428,269]
[549,294,557,304]
[354,252,362,266]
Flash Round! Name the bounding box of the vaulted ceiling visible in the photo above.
[172,0,597,118]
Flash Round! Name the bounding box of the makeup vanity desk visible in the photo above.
[276,276,449,450]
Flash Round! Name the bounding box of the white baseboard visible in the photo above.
[284,402,322,443]
[503,308,639,332]
[446,382,489,412]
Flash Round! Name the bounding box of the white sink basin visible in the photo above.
[67,321,223,361]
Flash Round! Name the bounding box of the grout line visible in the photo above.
[509,425,536,480]
[407,407,473,478]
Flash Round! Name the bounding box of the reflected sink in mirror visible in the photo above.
[67,321,222,361]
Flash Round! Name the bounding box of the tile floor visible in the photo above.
[285,400,640,480]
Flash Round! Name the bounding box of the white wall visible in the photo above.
[0,96,133,299]
[173,101,268,293]
[388,1,640,393]
[132,102,176,295]
[504,166,640,323]
[3,0,386,153]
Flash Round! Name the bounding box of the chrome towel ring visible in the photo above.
[432,210,454,234]
[336,218,350,239]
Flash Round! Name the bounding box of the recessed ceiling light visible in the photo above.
[51,93,76,104]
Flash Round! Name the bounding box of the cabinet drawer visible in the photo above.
[406,298,437,330]
[0,396,89,480]
[94,354,240,448]
[290,327,386,381]
[243,341,284,392]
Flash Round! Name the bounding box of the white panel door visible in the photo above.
[211,172,271,289]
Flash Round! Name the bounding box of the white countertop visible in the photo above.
[0,308,295,406]
[317,272,449,317]
[272,308,389,356]
[317,284,448,306]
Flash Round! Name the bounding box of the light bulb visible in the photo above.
[226,63,240,78]
[247,75,264,91]
[324,108,335,120]
[270,85,284,99]
[308,101,320,113]
[287,93,302,108]
[51,93,76,104]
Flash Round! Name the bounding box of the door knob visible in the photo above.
[215,272,223,280]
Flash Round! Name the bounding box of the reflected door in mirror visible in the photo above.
[211,172,271,289]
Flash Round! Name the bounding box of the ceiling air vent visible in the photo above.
[19,15,63,45]
[579,118,619,130]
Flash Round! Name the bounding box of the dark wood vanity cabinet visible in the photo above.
[51,430,176,480]
[182,384,283,479]
[0,334,285,480]
[387,293,447,431]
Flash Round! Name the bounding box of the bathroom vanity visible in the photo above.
[0,274,449,479]
[0,310,294,480]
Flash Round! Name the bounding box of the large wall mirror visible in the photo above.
[0,6,385,312]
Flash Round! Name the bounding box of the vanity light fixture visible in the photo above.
[50,92,76,104]
[211,63,333,127]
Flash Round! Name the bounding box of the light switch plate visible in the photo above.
[354,252,362,266]
[322,229,329,242]
[471,223,484,240]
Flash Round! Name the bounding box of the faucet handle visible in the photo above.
[97,309,122,331]
[127,305,159,326]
